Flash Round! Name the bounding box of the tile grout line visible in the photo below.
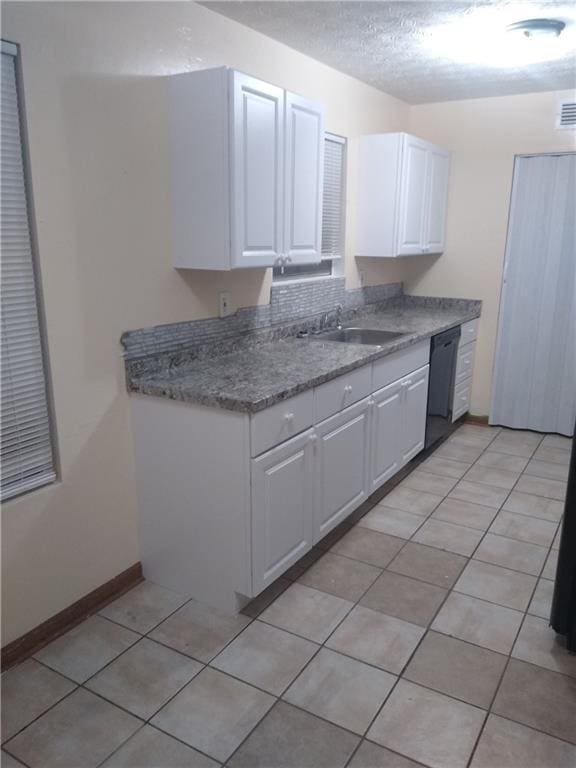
[460,431,559,768]
[5,427,573,768]
[4,591,243,761]
[223,473,464,767]
[221,439,496,768]
[339,437,507,768]
[6,441,565,766]
[153,428,565,768]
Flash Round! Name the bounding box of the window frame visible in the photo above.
[273,132,346,283]
[1,40,59,502]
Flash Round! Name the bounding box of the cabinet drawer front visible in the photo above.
[313,365,372,424]
[461,319,479,345]
[455,341,476,385]
[251,390,313,457]
[372,341,430,391]
[452,377,472,422]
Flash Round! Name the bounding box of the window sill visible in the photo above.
[272,273,342,286]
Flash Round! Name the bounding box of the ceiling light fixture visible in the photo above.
[506,18,566,39]
[425,8,573,68]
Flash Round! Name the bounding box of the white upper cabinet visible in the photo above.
[396,135,429,256]
[231,73,284,268]
[284,92,325,265]
[425,144,451,253]
[168,68,324,270]
[356,132,450,258]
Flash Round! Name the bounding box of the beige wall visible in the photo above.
[406,90,575,415]
[1,1,409,645]
[3,1,574,647]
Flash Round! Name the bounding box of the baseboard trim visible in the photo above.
[464,414,490,426]
[1,562,143,671]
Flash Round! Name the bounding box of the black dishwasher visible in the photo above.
[425,326,461,449]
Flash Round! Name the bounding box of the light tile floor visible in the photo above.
[2,425,575,768]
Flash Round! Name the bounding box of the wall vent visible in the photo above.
[556,100,576,129]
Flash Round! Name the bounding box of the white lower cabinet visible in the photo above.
[250,349,431,595]
[131,339,436,613]
[313,397,371,542]
[452,319,478,422]
[370,364,430,491]
[401,365,430,463]
[371,380,403,490]
[251,429,315,594]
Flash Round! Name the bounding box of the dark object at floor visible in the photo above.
[551,424,576,652]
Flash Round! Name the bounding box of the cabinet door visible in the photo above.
[424,147,450,254]
[395,135,428,256]
[313,398,370,543]
[230,71,284,268]
[401,365,430,465]
[251,429,314,594]
[284,92,325,265]
[370,380,403,491]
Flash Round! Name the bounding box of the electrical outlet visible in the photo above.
[219,291,232,318]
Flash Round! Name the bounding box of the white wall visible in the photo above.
[1,1,409,645]
[406,90,575,414]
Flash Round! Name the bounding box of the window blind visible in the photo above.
[321,134,345,259]
[1,43,55,501]
[273,133,345,281]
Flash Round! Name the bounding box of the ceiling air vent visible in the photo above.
[556,100,576,129]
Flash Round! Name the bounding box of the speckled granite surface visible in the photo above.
[128,297,481,413]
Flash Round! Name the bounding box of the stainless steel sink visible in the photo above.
[313,327,405,345]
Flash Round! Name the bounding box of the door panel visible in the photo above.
[371,380,403,491]
[231,72,284,268]
[251,429,314,593]
[425,148,450,253]
[396,136,428,255]
[314,399,370,542]
[490,154,576,435]
[401,365,430,465]
[284,92,324,264]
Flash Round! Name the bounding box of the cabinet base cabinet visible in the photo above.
[251,430,315,594]
[130,343,434,614]
[452,320,478,422]
[370,364,430,492]
[313,398,371,543]
[371,380,403,491]
[131,396,252,614]
[401,365,430,464]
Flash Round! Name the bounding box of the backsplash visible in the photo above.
[121,279,403,362]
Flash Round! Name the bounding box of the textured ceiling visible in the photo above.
[201,1,576,103]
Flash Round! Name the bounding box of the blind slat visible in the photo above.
[321,137,345,259]
[1,48,55,501]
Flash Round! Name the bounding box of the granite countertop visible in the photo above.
[130,301,481,413]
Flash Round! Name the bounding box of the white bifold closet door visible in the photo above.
[490,153,576,436]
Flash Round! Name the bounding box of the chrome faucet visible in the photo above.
[335,303,343,329]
